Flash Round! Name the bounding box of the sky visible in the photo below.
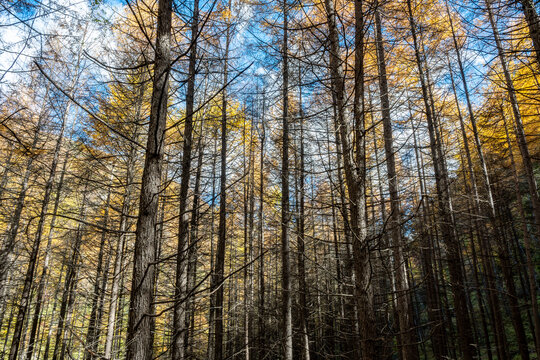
[0,0,122,89]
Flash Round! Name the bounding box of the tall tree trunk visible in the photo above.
[325,0,376,357]
[209,12,230,359]
[280,1,293,358]
[172,0,199,357]
[24,147,69,360]
[485,0,540,241]
[297,72,310,360]
[257,105,266,359]
[406,1,476,358]
[374,6,418,359]
[52,188,88,360]
[501,108,540,356]
[125,0,171,357]
[243,116,254,360]
[0,94,48,306]
[9,107,66,360]
[330,104,358,358]
[105,154,135,360]
[412,122,448,358]
[186,134,203,357]
[353,0,377,357]
[84,181,112,360]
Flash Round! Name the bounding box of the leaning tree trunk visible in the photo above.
[485,0,540,244]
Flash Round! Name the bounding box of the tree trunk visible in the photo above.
[485,0,540,243]
[325,0,377,357]
[374,6,418,359]
[209,12,230,359]
[280,2,293,358]
[105,156,135,360]
[297,72,310,360]
[502,109,540,357]
[406,1,476,358]
[257,105,266,359]
[519,0,540,67]
[52,188,88,360]
[125,0,171,358]
[0,99,48,306]
[172,0,199,357]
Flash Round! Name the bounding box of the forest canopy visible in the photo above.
[0,0,540,359]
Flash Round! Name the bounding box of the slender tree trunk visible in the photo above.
[105,157,135,360]
[297,73,310,360]
[374,6,418,359]
[502,108,540,356]
[325,0,376,357]
[24,150,68,360]
[242,117,254,360]
[0,97,48,305]
[406,1,476,358]
[172,0,199,357]
[353,0,377,357]
[280,1,293,358]
[485,0,540,240]
[210,13,230,360]
[412,122,448,358]
[330,107,358,359]
[84,181,112,360]
[52,188,88,360]
[257,106,265,359]
[186,134,203,357]
[8,108,66,360]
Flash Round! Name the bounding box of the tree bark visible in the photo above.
[519,0,540,67]
[407,1,476,358]
[485,0,540,243]
[172,0,199,357]
[324,0,377,357]
[209,11,231,359]
[52,188,88,360]
[374,6,418,359]
[280,1,293,358]
[297,71,310,360]
[125,0,172,357]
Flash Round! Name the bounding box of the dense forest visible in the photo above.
[1,0,540,358]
